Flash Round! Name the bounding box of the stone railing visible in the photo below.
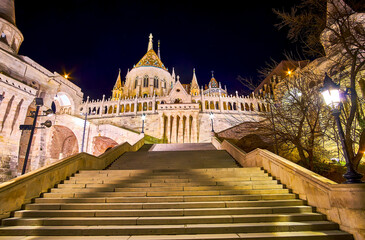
[0,137,144,219]
[213,137,365,240]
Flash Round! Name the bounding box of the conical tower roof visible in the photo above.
[133,34,167,71]
[113,69,123,89]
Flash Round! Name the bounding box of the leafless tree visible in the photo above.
[274,0,365,169]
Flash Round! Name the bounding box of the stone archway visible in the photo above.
[92,136,118,156]
[49,125,79,161]
[53,92,73,114]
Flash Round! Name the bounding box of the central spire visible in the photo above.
[147,33,153,51]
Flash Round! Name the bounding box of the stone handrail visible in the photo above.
[213,137,365,240]
[0,137,144,219]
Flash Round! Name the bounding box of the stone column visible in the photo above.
[134,97,138,115]
[178,115,184,143]
[188,116,192,143]
[117,98,121,116]
[190,116,196,143]
[159,113,164,139]
[171,115,177,143]
[166,114,171,143]
[184,116,189,143]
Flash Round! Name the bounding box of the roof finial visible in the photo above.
[148,33,153,51]
[211,70,214,78]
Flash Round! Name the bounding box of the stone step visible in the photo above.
[42,188,290,198]
[50,184,284,193]
[75,170,265,178]
[57,180,280,188]
[71,174,270,180]
[3,213,325,226]
[0,221,339,236]
[0,231,353,240]
[13,206,313,218]
[65,176,274,184]
[35,193,297,203]
[78,167,264,174]
[24,199,305,210]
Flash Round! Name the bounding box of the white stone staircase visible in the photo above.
[0,144,354,239]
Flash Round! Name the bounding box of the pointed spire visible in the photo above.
[114,68,122,89]
[190,68,200,96]
[147,33,153,51]
[172,67,176,81]
[192,68,198,84]
[158,40,161,60]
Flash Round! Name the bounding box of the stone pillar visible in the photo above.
[190,116,196,143]
[159,113,164,139]
[152,94,156,113]
[178,115,183,143]
[117,98,121,116]
[134,97,138,115]
[183,116,189,143]
[171,115,176,143]
[186,116,191,143]
[166,114,171,143]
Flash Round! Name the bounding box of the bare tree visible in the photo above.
[274,0,365,169]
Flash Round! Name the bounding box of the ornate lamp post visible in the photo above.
[141,113,146,133]
[19,98,53,175]
[320,73,363,183]
[209,112,214,133]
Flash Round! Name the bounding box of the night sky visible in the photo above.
[14,1,302,100]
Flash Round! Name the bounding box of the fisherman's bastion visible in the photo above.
[0,1,264,182]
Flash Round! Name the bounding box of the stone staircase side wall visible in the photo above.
[214,137,365,240]
[0,136,144,220]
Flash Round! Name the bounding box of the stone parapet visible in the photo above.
[214,137,365,240]
[0,136,144,220]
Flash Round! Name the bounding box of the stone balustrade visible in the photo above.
[79,93,267,119]
[212,137,365,240]
[0,136,144,219]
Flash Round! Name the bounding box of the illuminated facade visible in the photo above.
[80,34,264,144]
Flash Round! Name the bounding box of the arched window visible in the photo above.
[135,77,138,89]
[154,76,159,88]
[143,75,149,87]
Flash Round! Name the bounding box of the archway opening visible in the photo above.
[92,136,118,156]
[49,125,79,161]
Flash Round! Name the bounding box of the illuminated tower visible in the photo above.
[0,0,23,54]
[190,68,200,96]
[112,69,124,100]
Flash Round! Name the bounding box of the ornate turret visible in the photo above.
[112,69,123,100]
[0,0,23,54]
[203,71,227,96]
[190,68,200,96]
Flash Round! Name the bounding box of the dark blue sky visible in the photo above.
[14,1,301,100]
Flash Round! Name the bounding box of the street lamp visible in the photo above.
[141,113,146,133]
[209,112,214,133]
[19,98,53,175]
[320,73,363,184]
